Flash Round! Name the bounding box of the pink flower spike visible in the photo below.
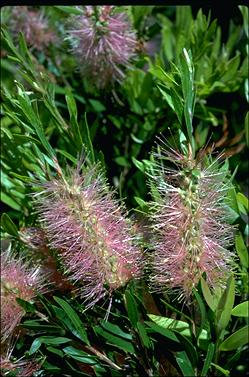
[148,143,236,301]
[1,248,46,342]
[34,162,143,307]
[66,6,137,88]
[9,6,57,52]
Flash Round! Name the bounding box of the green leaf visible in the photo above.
[145,321,180,343]
[1,213,19,237]
[125,288,139,328]
[63,346,97,365]
[134,196,147,208]
[39,336,72,345]
[235,233,249,268]
[29,336,71,355]
[175,332,198,368]
[179,48,195,152]
[148,314,208,340]
[29,338,42,355]
[42,361,61,373]
[89,99,106,112]
[53,296,89,345]
[236,192,249,213]
[16,298,36,313]
[136,321,151,348]
[47,346,64,357]
[22,320,63,333]
[55,6,84,15]
[114,156,130,167]
[201,343,215,377]
[175,351,196,377]
[216,275,235,333]
[66,93,83,148]
[245,111,249,147]
[94,326,135,354]
[231,301,249,317]
[18,32,33,65]
[100,321,132,340]
[219,325,249,351]
[201,277,216,311]
[82,113,95,164]
[1,192,21,211]
[56,149,77,165]
[193,288,206,340]
[63,346,98,365]
[132,157,145,172]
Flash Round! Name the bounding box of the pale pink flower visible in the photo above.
[34,163,142,307]
[1,249,46,341]
[9,6,57,52]
[148,143,235,300]
[67,6,137,88]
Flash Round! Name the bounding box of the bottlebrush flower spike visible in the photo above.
[66,6,137,88]
[148,142,235,301]
[34,162,142,307]
[1,248,46,342]
[9,6,57,52]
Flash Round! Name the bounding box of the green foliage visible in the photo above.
[1,5,248,377]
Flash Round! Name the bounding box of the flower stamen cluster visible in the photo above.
[34,163,142,307]
[148,144,235,300]
[66,6,137,88]
[1,248,46,342]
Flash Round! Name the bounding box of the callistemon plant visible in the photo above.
[148,143,235,301]
[9,6,57,52]
[34,162,142,307]
[1,249,46,342]
[66,5,137,88]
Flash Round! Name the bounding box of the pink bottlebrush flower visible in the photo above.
[1,248,46,342]
[34,163,142,307]
[148,143,235,300]
[66,6,137,88]
[9,6,57,52]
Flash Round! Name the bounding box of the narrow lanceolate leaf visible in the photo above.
[201,277,215,311]
[235,233,249,268]
[125,288,139,328]
[179,48,195,152]
[94,326,135,354]
[201,343,215,377]
[145,321,180,343]
[83,113,95,164]
[219,325,249,351]
[1,213,19,237]
[29,337,71,355]
[148,314,208,340]
[231,301,249,317]
[176,351,196,377]
[53,296,89,345]
[193,288,206,340]
[216,275,235,333]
